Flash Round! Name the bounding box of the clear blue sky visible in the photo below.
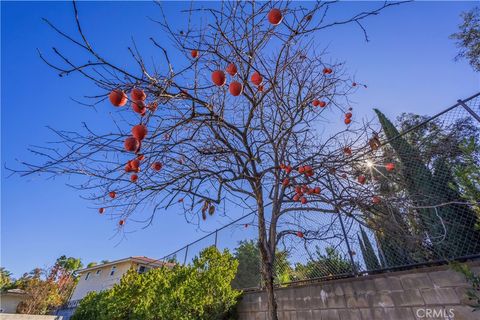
[1,1,479,278]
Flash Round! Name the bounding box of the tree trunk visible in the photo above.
[255,186,278,320]
[261,259,278,320]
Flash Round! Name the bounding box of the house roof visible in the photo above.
[75,256,174,274]
[1,288,27,296]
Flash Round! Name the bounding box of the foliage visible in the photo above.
[231,240,261,289]
[451,262,480,311]
[72,247,240,320]
[231,240,292,289]
[454,137,480,228]
[0,267,14,291]
[14,255,82,314]
[450,7,480,72]
[374,109,480,259]
[86,262,98,268]
[294,246,357,279]
[55,255,83,272]
[397,113,479,167]
[15,268,63,315]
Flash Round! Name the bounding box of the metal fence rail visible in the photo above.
[157,92,480,290]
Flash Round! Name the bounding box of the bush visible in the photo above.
[72,247,240,320]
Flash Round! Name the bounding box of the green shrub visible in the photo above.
[72,247,240,320]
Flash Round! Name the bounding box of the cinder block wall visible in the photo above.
[237,261,480,320]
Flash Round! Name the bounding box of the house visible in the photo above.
[56,256,172,319]
[69,256,172,302]
[0,288,27,313]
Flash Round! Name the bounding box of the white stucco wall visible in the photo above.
[69,261,135,301]
[0,294,25,314]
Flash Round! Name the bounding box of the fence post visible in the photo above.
[183,245,189,265]
[457,99,480,123]
[338,213,358,276]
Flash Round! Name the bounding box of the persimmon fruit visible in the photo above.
[109,89,127,107]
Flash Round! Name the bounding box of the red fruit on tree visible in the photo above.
[318,101,327,108]
[358,175,366,185]
[151,162,163,171]
[298,166,305,174]
[131,88,146,101]
[226,63,237,76]
[293,194,300,202]
[124,137,140,153]
[345,112,353,119]
[132,125,147,141]
[341,173,347,179]
[314,186,321,194]
[211,70,226,86]
[323,67,333,74]
[385,162,395,172]
[109,191,116,199]
[119,219,125,226]
[109,89,127,107]
[137,154,145,161]
[300,196,307,204]
[129,159,140,171]
[280,163,286,170]
[268,8,283,25]
[372,196,381,204]
[130,174,138,183]
[285,165,292,174]
[125,163,133,172]
[132,100,146,114]
[295,186,302,194]
[282,178,290,187]
[304,166,314,178]
[296,231,304,238]
[258,84,264,92]
[229,81,243,96]
[352,82,357,87]
[244,223,249,228]
[344,147,352,155]
[99,208,105,214]
[191,50,199,59]
[178,198,184,203]
[344,118,352,125]
[251,72,263,86]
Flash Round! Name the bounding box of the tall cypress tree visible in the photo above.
[359,228,381,271]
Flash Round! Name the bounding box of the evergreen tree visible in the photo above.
[374,109,480,259]
[359,228,381,271]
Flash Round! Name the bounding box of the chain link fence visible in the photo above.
[158,92,480,290]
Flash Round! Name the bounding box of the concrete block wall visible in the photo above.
[237,261,480,320]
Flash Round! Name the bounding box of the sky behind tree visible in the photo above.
[1,1,479,278]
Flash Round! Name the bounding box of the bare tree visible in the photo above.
[16,1,405,318]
